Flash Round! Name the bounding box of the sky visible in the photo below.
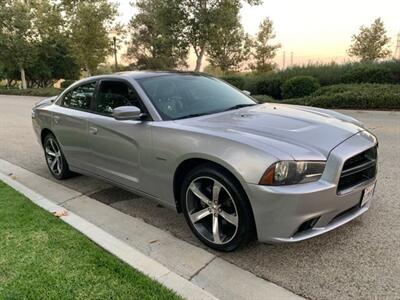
[112,0,400,69]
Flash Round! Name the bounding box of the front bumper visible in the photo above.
[248,131,377,243]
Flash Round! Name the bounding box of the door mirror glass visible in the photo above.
[112,106,142,121]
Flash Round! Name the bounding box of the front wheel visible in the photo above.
[43,133,74,180]
[181,164,255,252]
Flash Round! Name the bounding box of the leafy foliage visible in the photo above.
[253,76,283,99]
[65,0,118,75]
[0,0,35,89]
[221,75,247,89]
[0,87,63,97]
[60,80,76,89]
[182,0,262,71]
[342,65,395,84]
[250,18,280,73]
[0,0,118,85]
[253,84,400,110]
[348,18,391,62]
[251,94,276,103]
[281,76,320,99]
[126,0,189,70]
[305,84,400,109]
[215,61,400,99]
[207,1,251,73]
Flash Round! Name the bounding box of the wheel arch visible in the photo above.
[173,157,257,236]
[40,128,54,146]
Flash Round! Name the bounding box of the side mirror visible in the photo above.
[242,90,251,96]
[112,106,142,121]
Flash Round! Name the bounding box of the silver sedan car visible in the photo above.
[32,72,378,251]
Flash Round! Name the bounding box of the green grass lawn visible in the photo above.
[0,181,181,300]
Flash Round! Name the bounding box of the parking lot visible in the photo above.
[1,94,399,299]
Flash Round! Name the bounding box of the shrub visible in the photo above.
[293,84,400,109]
[60,79,76,89]
[342,65,395,84]
[253,76,283,99]
[217,61,400,96]
[220,75,246,90]
[0,88,62,97]
[281,76,320,99]
[252,95,276,103]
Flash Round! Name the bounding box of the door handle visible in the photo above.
[89,126,98,135]
[53,115,60,124]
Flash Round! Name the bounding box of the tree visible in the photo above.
[0,0,80,88]
[0,0,35,89]
[29,0,80,87]
[27,38,80,87]
[126,0,189,70]
[250,17,280,73]
[183,0,262,72]
[206,1,251,73]
[348,18,392,62]
[63,0,118,75]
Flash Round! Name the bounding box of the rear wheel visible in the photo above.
[181,164,255,251]
[43,133,74,180]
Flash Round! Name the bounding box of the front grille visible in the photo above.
[337,146,377,193]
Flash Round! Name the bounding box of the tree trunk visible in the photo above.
[194,47,206,72]
[20,67,27,90]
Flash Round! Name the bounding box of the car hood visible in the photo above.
[176,104,363,159]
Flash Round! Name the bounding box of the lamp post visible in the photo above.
[113,36,118,72]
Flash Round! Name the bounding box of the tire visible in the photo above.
[181,163,255,252]
[43,133,74,180]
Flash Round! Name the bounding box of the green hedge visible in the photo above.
[253,84,400,110]
[281,76,320,99]
[217,61,400,99]
[252,76,283,99]
[0,88,62,97]
[252,94,277,103]
[221,75,246,90]
[342,65,395,84]
[296,84,400,109]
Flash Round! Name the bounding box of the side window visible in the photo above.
[62,82,96,110]
[97,81,143,115]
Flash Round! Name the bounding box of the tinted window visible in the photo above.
[62,82,96,110]
[137,75,255,120]
[97,81,143,115]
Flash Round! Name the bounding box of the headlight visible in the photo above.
[259,161,325,186]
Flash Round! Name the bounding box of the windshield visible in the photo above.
[137,74,256,120]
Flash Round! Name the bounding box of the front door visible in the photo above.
[87,80,154,195]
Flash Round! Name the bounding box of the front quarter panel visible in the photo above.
[149,122,279,207]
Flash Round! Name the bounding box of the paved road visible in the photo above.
[1,95,399,300]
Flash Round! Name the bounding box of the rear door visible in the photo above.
[86,79,155,195]
[52,81,97,170]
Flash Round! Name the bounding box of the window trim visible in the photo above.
[93,78,152,120]
[59,79,99,113]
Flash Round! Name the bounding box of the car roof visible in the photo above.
[67,71,210,89]
[116,71,208,80]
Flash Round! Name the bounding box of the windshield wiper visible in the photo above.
[175,113,210,120]
[223,103,256,112]
[175,104,256,120]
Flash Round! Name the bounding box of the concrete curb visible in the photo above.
[0,172,216,300]
[0,159,304,300]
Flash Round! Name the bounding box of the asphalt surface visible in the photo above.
[1,95,399,300]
